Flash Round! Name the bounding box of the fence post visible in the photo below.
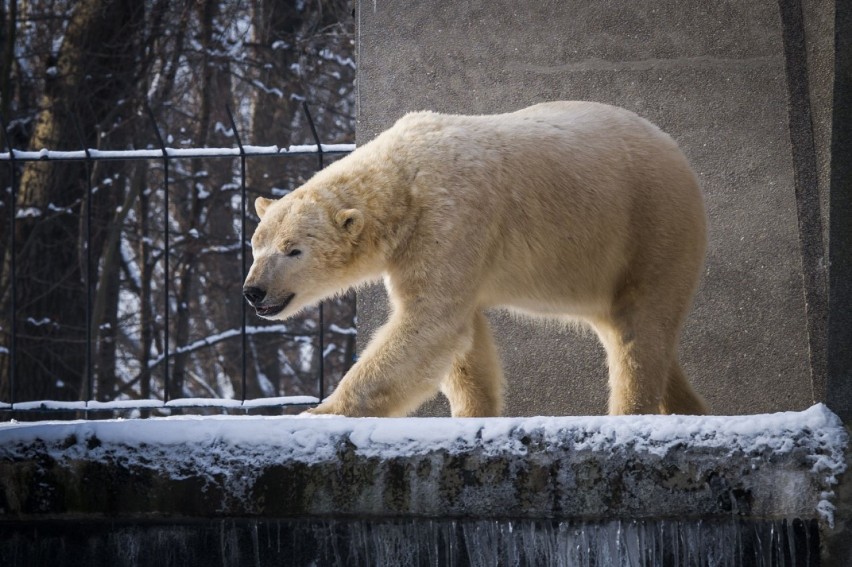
[225,104,249,404]
[302,102,326,403]
[145,102,172,403]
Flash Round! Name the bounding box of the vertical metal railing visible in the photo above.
[224,104,249,404]
[145,102,172,403]
[302,102,326,403]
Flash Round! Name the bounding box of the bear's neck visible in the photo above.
[311,149,416,271]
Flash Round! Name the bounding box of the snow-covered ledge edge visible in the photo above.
[0,404,846,526]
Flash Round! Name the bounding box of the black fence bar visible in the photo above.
[0,113,17,406]
[83,145,94,406]
[145,103,171,403]
[302,102,325,170]
[302,102,326,403]
[225,104,249,404]
[84,147,94,404]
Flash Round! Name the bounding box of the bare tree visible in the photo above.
[1,0,145,401]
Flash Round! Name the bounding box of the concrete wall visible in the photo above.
[1,407,845,564]
[355,0,837,417]
[0,408,843,521]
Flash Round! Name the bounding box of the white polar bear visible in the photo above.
[244,101,708,417]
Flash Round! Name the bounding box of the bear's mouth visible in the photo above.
[255,293,295,318]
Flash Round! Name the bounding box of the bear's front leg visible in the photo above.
[441,310,505,417]
[306,308,473,417]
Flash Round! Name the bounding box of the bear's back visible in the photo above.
[374,102,705,315]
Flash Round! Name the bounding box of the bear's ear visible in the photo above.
[255,197,273,219]
[334,208,364,237]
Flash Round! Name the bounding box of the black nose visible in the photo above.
[243,286,266,305]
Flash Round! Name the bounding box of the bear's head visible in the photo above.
[243,192,364,320]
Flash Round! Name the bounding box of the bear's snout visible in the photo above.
[243,286,266,306]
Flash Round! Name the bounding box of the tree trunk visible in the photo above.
[0,0,144,402]
[169,0,236,400]
[0,0,16,120]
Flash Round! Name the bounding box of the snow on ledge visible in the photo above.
[1,403,841,458]
[1,396,319,412]
[0,404,846,524]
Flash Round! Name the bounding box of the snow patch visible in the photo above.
[329,324,357,335]
[15,207,41,219]
[11,400,87,411]
[87,399,164,410]
[1,396,319,412]
[241,396,319,408]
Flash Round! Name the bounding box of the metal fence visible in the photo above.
[0,103,354,417]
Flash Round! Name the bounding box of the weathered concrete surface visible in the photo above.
[0,406,844,523]
[355,0,835,417]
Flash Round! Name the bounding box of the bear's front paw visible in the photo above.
[302,401,347,417]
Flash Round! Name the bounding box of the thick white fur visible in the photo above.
[245,101,707,417]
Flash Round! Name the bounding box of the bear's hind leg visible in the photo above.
[592,313,672,415]
[441,311,505,417]
[659,360,707,415]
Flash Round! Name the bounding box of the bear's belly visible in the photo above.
[482,286,611,319]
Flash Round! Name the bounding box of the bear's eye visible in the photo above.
[287,249,302,257]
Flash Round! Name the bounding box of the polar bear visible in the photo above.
[244,101,707,417]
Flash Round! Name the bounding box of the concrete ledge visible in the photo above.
[0,405,845,524]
